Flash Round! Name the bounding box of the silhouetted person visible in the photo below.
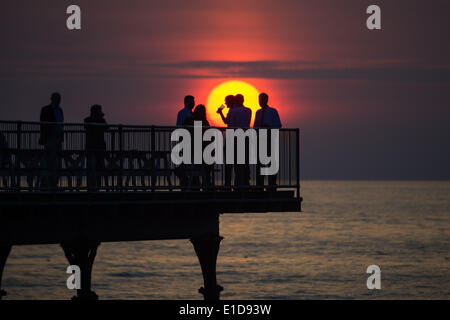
[187,104,210,127]
[176,95,195,126]
[184,104,210,128]
[175,95,195,186]
[254,93,281,129]
[216,95,235,126]
[224,94,251,128]
[254,93,282,190]
[84,105,108,190]
[220,94,252,187]
[216,95,236,187]
[39,92,64,190]
[183,104,212,187]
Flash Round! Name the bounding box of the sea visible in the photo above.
[2,181,449,299]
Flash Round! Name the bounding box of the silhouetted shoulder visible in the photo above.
[40,105,52,121]
[40,105,51,113]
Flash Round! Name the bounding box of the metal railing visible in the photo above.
[0,120,300,196]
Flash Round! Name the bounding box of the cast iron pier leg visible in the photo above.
[0,245,11,299]
[61,241,100,300]
[191,234,223,301]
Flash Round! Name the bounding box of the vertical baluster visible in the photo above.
[151,126,155,191]
[296,129,300,199]
[118,125,123,191]
[16,121,22,191]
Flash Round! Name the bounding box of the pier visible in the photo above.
[0,120,301,300]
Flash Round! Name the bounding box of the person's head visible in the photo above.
[90,104,104,118]
[259,93,269,108]
[224,95,235,109]
[50,92,61,106]
[235,94,244,107]
[193,104,207,121]
[184,95,195,110]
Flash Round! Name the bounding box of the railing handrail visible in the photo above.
[0,120,300,195]
[0,120,299,131]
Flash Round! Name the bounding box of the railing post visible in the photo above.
[296,128,300,200]
[151,126,155,191]
[118,125,123,191]
[15,121,22,191]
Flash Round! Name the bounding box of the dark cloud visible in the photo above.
[154,61,450,82]
[4,59,449,83]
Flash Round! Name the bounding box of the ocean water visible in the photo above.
[2,181,449,299]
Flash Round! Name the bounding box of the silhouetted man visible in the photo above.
[85,105,108,190]
[254,93,281,190]
[175,95,195,187]
[39,92,64,189]
[176,95,195,126]
[225,94,252,187]
[225,94,251,128]
[217,95,235,126]
[216,95,236,187]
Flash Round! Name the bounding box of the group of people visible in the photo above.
[176,92,282,188]
[176,93,281,129]
[6,90,282,190]
[39,92,108,189]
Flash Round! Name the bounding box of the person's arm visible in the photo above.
[59,108,65,142]
[40,107,45,122]
[176,111,183,126]
[217,109,228,125]
[245,108,252,128]
[254,110,261,128]
[273,109,282,128]
[39,108,46,145]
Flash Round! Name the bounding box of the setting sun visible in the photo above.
[206,80,260,127]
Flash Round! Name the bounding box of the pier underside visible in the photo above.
[0,190,300,300]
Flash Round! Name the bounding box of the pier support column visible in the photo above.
[61,241,100,300]
[191,234,223,301]
[0,245,11,299]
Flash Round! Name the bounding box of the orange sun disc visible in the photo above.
[206,80,260,127]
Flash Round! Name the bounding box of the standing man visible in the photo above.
[254,93,282,190]
[217,95,235,126]
[39,92,64,190]
[175,95,195,187]
[223,94,252,187]
[225,94,251,128]
[217,95,236,187]
[176,95,195,126]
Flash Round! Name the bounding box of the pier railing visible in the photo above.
[0,120,300,196]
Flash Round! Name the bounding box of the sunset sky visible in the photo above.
[1,0,449,179]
